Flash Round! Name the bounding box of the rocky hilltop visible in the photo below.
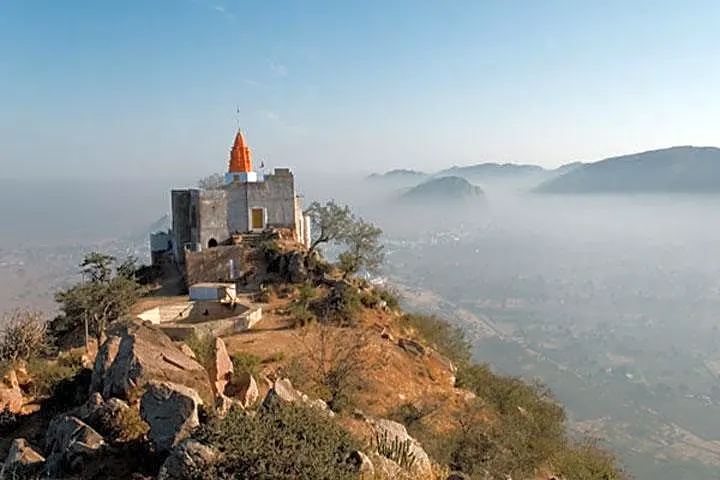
[0,231,625,479]
[401,176,485,203]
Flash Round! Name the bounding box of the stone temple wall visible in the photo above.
[184,244,251,286]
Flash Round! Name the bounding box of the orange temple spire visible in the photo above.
[228,129,253,173]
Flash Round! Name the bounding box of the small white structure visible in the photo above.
[189,283,237,302]
[302,214,312,249]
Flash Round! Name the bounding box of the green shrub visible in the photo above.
[388,402,425,426]
[261,239,281,260]
[298,283,317,303]
[231,352,262,377]
[420,363,628,480]
[398,314,471,367]
[185,333,215,369]
[554,439,626,480]
[263,352,286,364]
[312,284,362,327]
[111,406,150,442]
[191,403,360,480]
[361,287,400,310]
[288,303,316,328]
[377,287,400,309]
[26,350,85,398]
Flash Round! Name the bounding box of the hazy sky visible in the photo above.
[2,0,720,180]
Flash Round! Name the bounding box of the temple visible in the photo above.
[226,130,257,184]
[153,129,311,274]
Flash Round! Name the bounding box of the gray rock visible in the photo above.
[45,415,105,477]
[287,251,308,283]
[92,320,213,404]
[70,392,131,440]
[371,418,432,475]
[141,382,203,453]
[208,338,233,397]
[398,338,426,356]
[157,439,216,480]
[0,438,45,479]
[349,450,375,478]
[226,371,259,408]
[262,378,334,416]
[262,378,301,408]
[179,343,197,360]
[369,452,404,479]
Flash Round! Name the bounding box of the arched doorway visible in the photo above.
[208,238,218,248]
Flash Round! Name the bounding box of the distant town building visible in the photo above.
[153,128,311,269]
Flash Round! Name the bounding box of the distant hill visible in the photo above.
[535,146,720,194]
[437,162,547,181]
[401,176,484,202]
[550,161,584,176]
[367,169,428,181]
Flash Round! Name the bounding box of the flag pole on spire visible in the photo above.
[235,105,240,130]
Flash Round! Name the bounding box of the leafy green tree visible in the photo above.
[304,201,353,252]
[305,200,384,278]
[117,255,138,279]
[80,252,116,283]
[337,217,384,279]
[54,252,144,344]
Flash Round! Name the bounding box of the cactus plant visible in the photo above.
[375,431,417,470]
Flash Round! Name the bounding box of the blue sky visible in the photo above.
[1,0,719,180]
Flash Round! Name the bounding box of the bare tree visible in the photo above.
[293,319,386,412]
[0,309,49,363]
[198,173,225,190]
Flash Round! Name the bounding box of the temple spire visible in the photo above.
[228,129,253,173]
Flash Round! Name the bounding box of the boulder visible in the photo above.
[92,321,213,404]
[369,452,404,479]
[226,371,259,408]
[287,251,308,283]
[70,392,131,440]
[380,328,395,342]
[349,450,375,478]
[0,369,23,414]
[208,338,233,396]
[262,378,334,417]
[262,378,301,407]
[157,439,216,480]
[370,418,432,476]
[268,251,308,283]
[398,338,426,356]
[141,382,202,453]
[179,343,197,360]
[45,415,105,477]
[0,438,45,479]
[215,394,238,417]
